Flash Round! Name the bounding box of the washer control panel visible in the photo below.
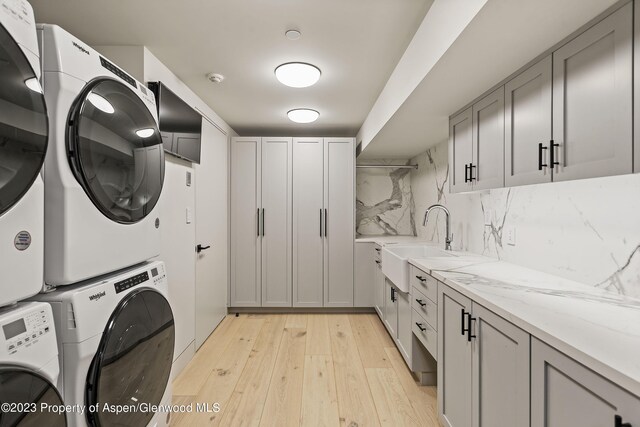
[150,263,167,287]
[2,306,51,355]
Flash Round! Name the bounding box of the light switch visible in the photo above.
[186,207,192,224]
[505,226,516,246]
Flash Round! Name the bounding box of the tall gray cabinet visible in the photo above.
[231,136,354,308]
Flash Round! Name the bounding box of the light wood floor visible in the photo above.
[171,313,439,426]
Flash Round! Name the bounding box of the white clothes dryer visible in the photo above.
[0,0,47,305]
[32,261,174,427]
[38,24,165,288]
[0,302,67,426]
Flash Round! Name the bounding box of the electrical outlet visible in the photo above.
[186,207,192,224]
[505,226,516,246]
[484,209,493,226]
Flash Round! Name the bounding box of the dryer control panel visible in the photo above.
[113,262,167,294]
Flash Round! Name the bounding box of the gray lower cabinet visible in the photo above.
[396,287,412,363]
[438,284,530,427]
[531,338,640,427]
[383,278,398,337]
[354,242,374,307]
[373,247,384,317]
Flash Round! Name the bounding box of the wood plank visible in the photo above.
[169,395,194,427]
[285,313,308,329]
[349,314,390,368]
[366,368,422,427]
[385,346,439,426]
[175,317,265,426]
[300,355,340,427]
[172,315,242,396]
[259,328,307,427]
[328,315,381,427]
[368,313,395,348]
[217,315,287,427]
[305,314,331,355]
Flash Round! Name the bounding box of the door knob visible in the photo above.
[196,244,211,253]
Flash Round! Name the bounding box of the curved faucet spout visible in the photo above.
[423,204,452,250]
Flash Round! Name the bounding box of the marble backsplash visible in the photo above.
[356,159,415,236]
[409,141,640,298]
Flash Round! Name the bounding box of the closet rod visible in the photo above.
[356,165,418,169]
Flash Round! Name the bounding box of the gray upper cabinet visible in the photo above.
[293,137,325,307]
[438,284,472,427]
[472,87,505,191]
[552,3,633,182]
[471,303,529,427]
[449,107,473,193]
[531,337,640,427]
[261,137,293,307]
[323,138,355,307]
[504,55,553,187]
[230,137,262,306]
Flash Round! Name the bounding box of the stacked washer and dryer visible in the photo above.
[0,0,66,425]
[0,1,175,426]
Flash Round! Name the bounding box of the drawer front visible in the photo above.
[374,245,381,263]
[410,266,437,302]
[412,308,437,360]
[412,286,437,330]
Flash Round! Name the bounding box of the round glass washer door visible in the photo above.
[0,367,67,426]
[85,288,175,427]
[0,22,48,218]
[67,78,164,224]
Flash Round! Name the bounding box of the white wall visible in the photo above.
[410,141,640,298]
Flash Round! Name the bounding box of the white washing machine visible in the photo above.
[0,302,67,426]
[33,261,174,427]
[0,0,47,305]
[38,24,165,288]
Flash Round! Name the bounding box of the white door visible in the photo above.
[261,137,292,307]
[472,87,505,191]
[194,119,229,349]
[449,108,473,193]
[552,3,632,182]
[293,138,324,307]
[504,55,553,187]
[230,137,262,306]
[323,137,354,307]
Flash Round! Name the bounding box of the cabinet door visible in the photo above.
[449,107,473,193]
[396,288,412,365]
[374,255,384,318]
[261,137,292,307]
[293,138,324,306]
[354,243,374,307]
[471,303,530,427]
[438,284,472,427]
[531,338,640,427]
[384,278,398,338]
[323,138,355,307]
[504,55,553,187]
[472,87,505,190]
[230,137,261,306]
[552,3,632,182]
[635,0,640,172]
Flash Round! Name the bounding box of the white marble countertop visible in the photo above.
[355,235,432,245]
[409,254,640,398]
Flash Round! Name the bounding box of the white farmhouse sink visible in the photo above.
[382,245,455,292]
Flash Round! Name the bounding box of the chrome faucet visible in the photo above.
[423,204,452,250]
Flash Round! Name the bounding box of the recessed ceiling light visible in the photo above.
[287,109,319,123]
[24,77,42,94]
[136,128,155,138]
[206,72,225,83]
[275,62,321,88]
[87,92,115,114]
[285,29,301,40]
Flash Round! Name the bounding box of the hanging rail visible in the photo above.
[356,164,418,169]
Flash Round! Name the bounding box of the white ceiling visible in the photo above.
[29,0,432,136]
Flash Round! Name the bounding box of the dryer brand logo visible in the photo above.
[72,41,90,55]
[89,291,106,302]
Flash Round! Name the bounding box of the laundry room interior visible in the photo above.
[1,0,640,426]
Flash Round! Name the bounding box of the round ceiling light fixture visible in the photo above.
[275,62,321,88]
[287,108,319,124]
[206,72,225,83]
[285,29,301,40]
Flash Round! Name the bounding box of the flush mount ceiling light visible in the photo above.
[135,128,155,138]
[287,108,319,123]
[24,77,42,94]
[206,72,225,83]
[285,29,301,40]
[87,92,115,114]
[275,62,321,88]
